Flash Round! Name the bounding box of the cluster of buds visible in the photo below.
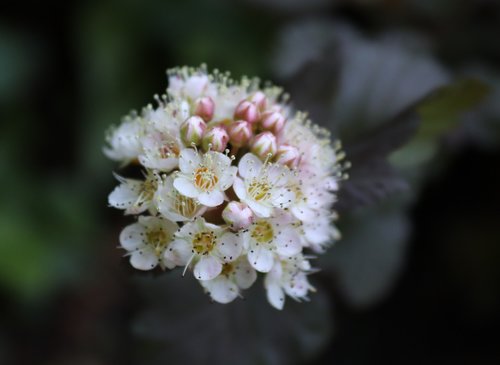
[105,65,347,309]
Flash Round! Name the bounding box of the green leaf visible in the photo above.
[390,78,491,169]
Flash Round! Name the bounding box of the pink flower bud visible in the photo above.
[180,116,206,146]
[276,144,301,168]
[202,126,229,152]
[222,201,254,230]
[251,131,277,159]
[261,111,286,134]
[194,96,215,122]
[227,120,253,148]
[234,100,260,124]
[249,91,267,111]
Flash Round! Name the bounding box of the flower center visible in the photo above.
[193,230,217,254]
[220,263,234,277]
[159,141,180,158]
[146,229,171,257]
[194,166,218,191]
[138,172,159,205]
[250,220,274,243]
[248,179,271,201]
[174,193,198,217]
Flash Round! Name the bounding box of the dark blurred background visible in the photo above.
[1,1,499,364]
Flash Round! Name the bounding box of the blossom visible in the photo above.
[264,254,314,310]
[242,213,302,272]
[199,256,257,303]
[164,218,242,280]
[105,65,346,309]
[108,171,161,215]
[233,153,295,217]
[104,117,143,164]
[155,175,206,222]
[173,148,236,207]
[119,216,178,270]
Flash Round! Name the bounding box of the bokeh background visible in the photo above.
[1,0,500,364]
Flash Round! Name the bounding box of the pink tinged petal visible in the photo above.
[194,255,223,281]
[247,200,273,218]
[266,164,289,186]
[198,190,224,207]
[173,176,199,198]
[271,188,295,209]
[164,239,192,266]
[108,180,141,210]
[216,232,242,262]
[232,177,247,200]
[284,272,310,299]
[275,228,302,256]
[139,155,178,171]
[130,247,159,271]
[119,223,146,251]
[233,259,257,289]
[204,277,239,304]
[265,279,285,310]
[238,153,262,180]
[179,148,201,174]
[248,246,274,273]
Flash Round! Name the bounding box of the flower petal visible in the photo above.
[164,239,192,266]
[232,177,247,200]
[265,278,285,310]
[247,199,273,218]
[119,222,146,251]
[238,153,262,180]
[108,179,141,210]
[194,255,223,281]
[130,247,158,270]
[203,276,239,304]
[275,228,302,256]
[179,148,201,174]
[174,176,199,198]
[248,246,274,273]
[216,232,242,262]
[271,187,295,209]
[198,190,224,207]
[233,258,257,289]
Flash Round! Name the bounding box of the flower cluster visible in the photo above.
[105,65,347,309]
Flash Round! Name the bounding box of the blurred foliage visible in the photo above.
[0,0,499,364]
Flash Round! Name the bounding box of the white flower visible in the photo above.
[108,171,161,215]
[302,210,340,253]
[104,118,143,164]
[233,153,295,217]
[242,213,302,273]
[200,256,257,303]
[264,255,314,310]
[167,69,217,101]
[173,148,237,207]
[164,218,243,281]
[155,175,206,222]
[288,176,336,222]
[119,216,178,270]
[138,129,181,172]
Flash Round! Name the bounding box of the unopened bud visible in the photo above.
[251,131,277,159]
[202,126,229,152]
[276,144,301,168]
[194,96,215,122]
[261,111,286,134]
[180,116,206,146]
[234,100,260,124]
[227,120,253,148]
[222,201,254,230]
[249,91,267,111]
